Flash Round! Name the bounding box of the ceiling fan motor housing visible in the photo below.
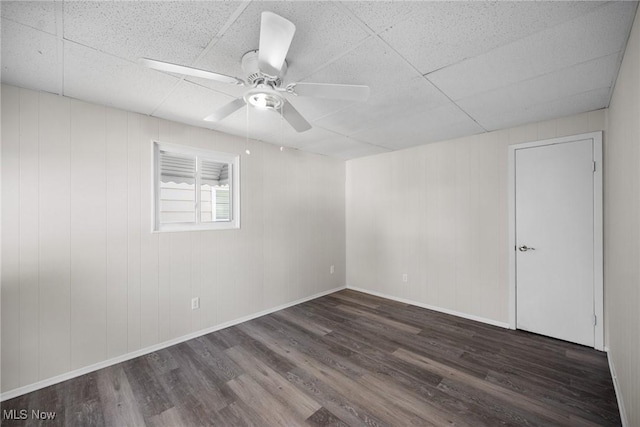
[242,50,286,87]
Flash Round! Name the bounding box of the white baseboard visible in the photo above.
[606,349,629,427]
[0,285,346,402]
[347,285,510,329]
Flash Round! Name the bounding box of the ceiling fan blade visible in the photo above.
[139,58,244,85]
[203,98,246,122]
[282,102,311,132]
[258,12,296,77]
[289,82,370,102]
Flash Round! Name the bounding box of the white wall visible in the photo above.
[346,110,605,325]
[605,4,640,425]
[0,84,346,395]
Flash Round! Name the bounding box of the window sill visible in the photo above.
[153,222,240,233]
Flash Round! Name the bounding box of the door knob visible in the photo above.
[518,245,535,252]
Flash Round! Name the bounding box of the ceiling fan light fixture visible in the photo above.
[244,88,284,111]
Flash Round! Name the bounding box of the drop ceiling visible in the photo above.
[1,1,637,159]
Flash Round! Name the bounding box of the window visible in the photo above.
[153,141,239,231]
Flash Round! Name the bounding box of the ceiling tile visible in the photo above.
[304,135,390,160]
[283,96,354,123]
[64,1,239,65]
[1,1,57,35]
[457,53,620,130]
[153,81,237,129]
[412,120,487,148]
[428,1,637,101]
[314,75,451,136]
[340,1,425,34]
[380,1,607,74]
[64,41,179,116]
[1,19,60,94]
[473,88,611,132]
[302,36,421,93]
[352,103,485,150]
[299,36,438,136]
[191,1,369,93]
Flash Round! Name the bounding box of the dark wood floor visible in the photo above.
[1,289,621,426]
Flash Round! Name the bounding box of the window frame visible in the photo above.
[152,141,240,232]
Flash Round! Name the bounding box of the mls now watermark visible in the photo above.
[3,409,57,421]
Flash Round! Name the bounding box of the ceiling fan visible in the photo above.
[140,11,370,133]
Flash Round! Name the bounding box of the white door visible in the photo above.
[515,138,595,347]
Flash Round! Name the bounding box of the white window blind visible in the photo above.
[160,151,196,184]
[200,159,230,186]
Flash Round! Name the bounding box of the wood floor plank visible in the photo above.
[323,329,442,387]
[334,304,422,334]
[565,348,610,369]
[287,304,345,331]
[217,400,268,427]
[63,373,106,427]
[272,308,333,336]
[306,407,350,427]
[238,319,364,382]
[461,348,615,396]
[215,326,297,375]
[358,373,471,426]
[1,290,621,426]
[166,345,235,409]
[484,369,621,425]
[394,347,574,425]
[347,316,489,379]
[185,336,243,383]
[121,357,173,421]
[340,290,408,309]
[226,374,305,426]
[147,407,183,427]
[95,365,146,427]
[225,345,322,419]
[285,368,389,427]
[253,316,365,380]
[465,351,619,415]
[435,377,554,426]
[326,292,380,309]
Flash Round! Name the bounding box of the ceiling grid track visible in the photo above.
[55,0,64,96]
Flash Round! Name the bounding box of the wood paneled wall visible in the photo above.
[1,84,346,394]
[605,4,640,425]
[346,109,606,325]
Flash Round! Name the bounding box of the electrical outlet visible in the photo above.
[330,265,335,274]
[191,297,200,310]
[402,273,408,283]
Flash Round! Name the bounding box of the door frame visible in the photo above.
[508,131,603,350]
